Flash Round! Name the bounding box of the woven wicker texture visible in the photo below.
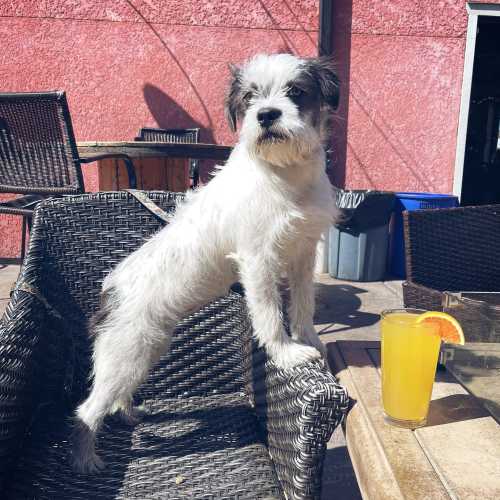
[138,128,200,144]
[402,281,444,312]
[247,351,348,498]
[0,92,83,195]
[403,205,500,311]
[0,191,348,499]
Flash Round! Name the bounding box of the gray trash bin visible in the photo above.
[329,190,395,282]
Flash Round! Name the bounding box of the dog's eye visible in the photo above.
[243,91,253,103]
[287,86,304,98]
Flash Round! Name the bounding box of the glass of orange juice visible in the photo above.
[380,309,441,428]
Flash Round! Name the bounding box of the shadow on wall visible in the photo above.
[126,0,218,183]
[255,0,313,53]
[329,0,352,189]
[143,84,217,183]
[130,0,317,183]
[330,1,434,191]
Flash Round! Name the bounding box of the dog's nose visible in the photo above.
[257,107,282,128]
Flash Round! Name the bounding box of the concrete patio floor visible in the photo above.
[0,263,403,499]
[0,263,20,317]
[314,274,404,499]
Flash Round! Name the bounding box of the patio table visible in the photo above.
[77,141,232,191]
[329,340,500,500]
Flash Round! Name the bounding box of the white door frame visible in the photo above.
[453,3,500,200]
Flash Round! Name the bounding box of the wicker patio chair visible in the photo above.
[136,127,201,188]
[0,91,136,259]
[0,191,349,499]
[402,204,500,311]
[136,127,200,144]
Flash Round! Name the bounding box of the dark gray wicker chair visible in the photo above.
[136,127,201,188]
[0,91,136,259]
[402,204,500,311]
[136,127,200,144]
[0,191,349,499]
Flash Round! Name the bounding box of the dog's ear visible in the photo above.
[225,64,243,132]
[307,57,340,110]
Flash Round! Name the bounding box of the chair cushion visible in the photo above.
[6,393,284,499]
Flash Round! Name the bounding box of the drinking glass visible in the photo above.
[381,309,440,428]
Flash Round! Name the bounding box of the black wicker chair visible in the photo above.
[402,204,500,311]
[0,191,349,499]
[136,127,201,188]
[0,91,136,260]
[136,127,200,144]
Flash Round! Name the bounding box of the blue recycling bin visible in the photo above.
[389,192,459,278]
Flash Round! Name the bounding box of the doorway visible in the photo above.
[456,8,500,205]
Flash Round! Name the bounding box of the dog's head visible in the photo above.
[225,53,339,166]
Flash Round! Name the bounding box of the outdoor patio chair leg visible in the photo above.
[123,157,137,189]
[20,216,27,261]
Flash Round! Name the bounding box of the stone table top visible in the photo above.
[329,340,500,500]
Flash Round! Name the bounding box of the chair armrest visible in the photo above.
[0,290,48,484]
[244,347,349,500]
[79,152,137,189]
[402,281,445,311]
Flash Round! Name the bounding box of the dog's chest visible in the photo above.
[280,195,331,244]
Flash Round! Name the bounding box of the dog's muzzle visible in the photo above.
[257,129,288,145]
[257,107,282,128]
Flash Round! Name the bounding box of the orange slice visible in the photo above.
[416,311,465,345]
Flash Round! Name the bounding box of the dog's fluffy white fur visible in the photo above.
[72,53,340,473]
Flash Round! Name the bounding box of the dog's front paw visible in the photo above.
[293,329,326,355]
[117,404,150,426]
[272,341,322,370]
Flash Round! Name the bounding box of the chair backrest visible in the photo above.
[404,204,500,291]
[137,127,200,144]
[0,91,84,195]
[13,191,248,404]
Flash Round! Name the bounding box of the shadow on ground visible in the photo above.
[322,445,362,500]
[426,393,490,427]
[315,282,380,334]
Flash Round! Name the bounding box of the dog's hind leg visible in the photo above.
[72,321,173,473]
[237,250,322,369]
[72,388,112,473]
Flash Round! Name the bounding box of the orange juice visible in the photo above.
[381,309,441,428]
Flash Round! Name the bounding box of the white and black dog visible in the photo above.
[72,53,340,473]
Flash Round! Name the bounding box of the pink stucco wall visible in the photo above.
[331,0,469,192]
[0,1,318,258]
[0,1,489,259]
